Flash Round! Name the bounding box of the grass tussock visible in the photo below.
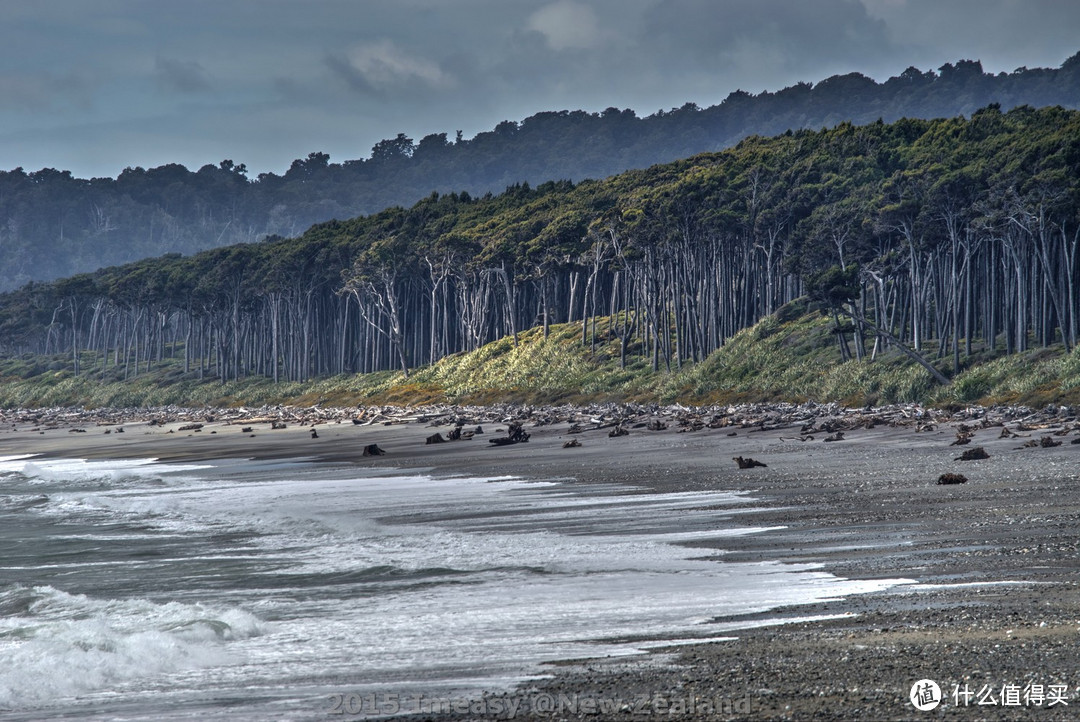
[4,305,1080,409]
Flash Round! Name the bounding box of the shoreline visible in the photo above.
[4,402,1080,719]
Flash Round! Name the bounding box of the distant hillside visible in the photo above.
[2,105,1078,408]
[1,52,1078,290]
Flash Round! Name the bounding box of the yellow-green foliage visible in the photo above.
[5,310,1080,409]
[405,319,659,404]
[943,347,1080,407]
[664,306,936,405]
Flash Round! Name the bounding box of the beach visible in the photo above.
[3,403,1080,720]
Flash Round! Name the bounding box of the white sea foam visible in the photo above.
[0,457,212,484]
[0,457,914,719]
[0,586,261,709]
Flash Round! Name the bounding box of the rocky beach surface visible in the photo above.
[3,401,1080,720]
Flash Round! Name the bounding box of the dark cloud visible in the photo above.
[641,0,898,82]
[155,57,212,93]
[0,70,93,112]
[324,53,379,96]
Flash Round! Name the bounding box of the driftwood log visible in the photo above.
[955,446,989,461]
[733,456,767,469]
[489,422,530,446]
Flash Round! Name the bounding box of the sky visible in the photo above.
[1,0,1078,180]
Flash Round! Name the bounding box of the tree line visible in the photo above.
[1,54,1079,292]
[0,105,1077,388]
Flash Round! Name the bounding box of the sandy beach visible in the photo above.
[3,403,1080,720]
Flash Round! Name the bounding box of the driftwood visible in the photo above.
[733,456,767,469]
[562,439,582,448]
[310,428,318,439]
[178,423,203,432]
[425,433,446,444]
[956,447,989,461]
[489,422,530,446]
[241,426,253,433]
[823,431,845,442]
[608,425,629,438]
[362,443,386,456]
[937,473,968,485]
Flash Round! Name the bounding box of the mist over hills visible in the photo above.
[1,53,1078,292]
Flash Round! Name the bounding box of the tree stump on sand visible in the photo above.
[489,422,530,446]
[733,456,767,469]
[425,433,446,444]
[955,447,989,461]
[362,444,386,456]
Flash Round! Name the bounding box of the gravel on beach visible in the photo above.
[4,401,1080,720]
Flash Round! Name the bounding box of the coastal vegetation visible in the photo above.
[1,54,1078,291]
[1,104,1078,410]
[2,302,1080,411]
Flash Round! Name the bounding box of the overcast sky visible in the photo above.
[1,0,1077,179]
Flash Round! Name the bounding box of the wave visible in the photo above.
[0,458,212,488]
[0,585,261,710]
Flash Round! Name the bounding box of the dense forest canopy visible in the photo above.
[1,105,1077,393]
[1,54,1079,291]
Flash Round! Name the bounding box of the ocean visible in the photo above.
[0,453,906,719]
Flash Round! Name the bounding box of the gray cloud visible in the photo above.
[155,57,212,93]
[0,70,93,113]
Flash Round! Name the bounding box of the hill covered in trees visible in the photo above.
[1,54,1079,291]
[1,105,1077,409]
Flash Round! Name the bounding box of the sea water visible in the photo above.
[0,454,906,719]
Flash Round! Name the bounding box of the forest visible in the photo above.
[0,104,1077,395]
[1,54,1079,292]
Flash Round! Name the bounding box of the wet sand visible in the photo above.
[3,405,1080,720]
